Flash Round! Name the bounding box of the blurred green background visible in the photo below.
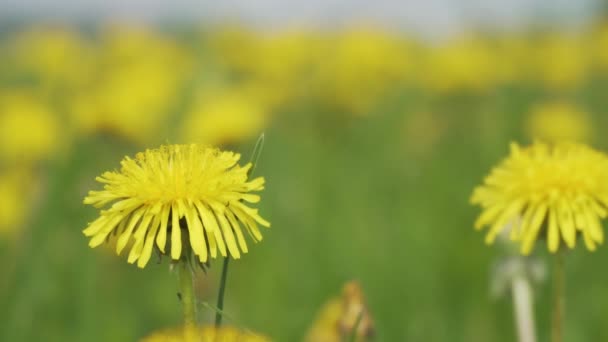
[2,5,608,341]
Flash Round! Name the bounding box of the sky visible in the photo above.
[0,0,599,38]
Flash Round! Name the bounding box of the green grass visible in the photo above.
[2,81,608,341]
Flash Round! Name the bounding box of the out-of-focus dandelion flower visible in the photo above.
[180,86,271,147]
[530,34,589,90]
[8,26,95,88]
[140,325,270,342]
[421,35,497,92]
[0,169,32,237]
[69,61,181,144]
[305,281,375,342]
[317,27,412,114]
[208,27,323,105]
[69,24,193,145]
[594,23,608,70]
[471,142,608,254]
[525,102,592,143]
[0,91,62,163]
[495,35,533,84]
[82,144,270,268]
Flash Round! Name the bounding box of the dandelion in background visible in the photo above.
[140,325,270,342]
[471,141,608,342]
[305,281,375,342]
[82,144,270,268]
[525,102,592,144]
[0,91,63,163]
[180,87,272,147]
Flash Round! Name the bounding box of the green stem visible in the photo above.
[551,251,565,342]
[178,261,197,328]
[215,257,230,327]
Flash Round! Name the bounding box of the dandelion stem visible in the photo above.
[178,261,197,330]
[215,257,230,327]
[511,273,536,342]
[551,251,565,342]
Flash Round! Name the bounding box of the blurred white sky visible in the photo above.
[0,0,599,38]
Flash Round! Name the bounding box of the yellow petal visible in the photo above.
[185,203,208,262]
[521,203,548,255]
[548,207,559,252]
[170,202,182,260]
[216,211,240,259]
[117,207,146,255]
[137,216,161,268]
[226,210,248,253]
[156,204,170,253]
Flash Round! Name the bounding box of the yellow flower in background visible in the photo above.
[0,168,32,237]
[140,325,270,342]
[180,86,272,147]
[495,35,533,84]
[421,35,497,92]
[99,23,194,70]
[530,34,589,89]
[305,281,375,342]
[471,142,608,254]
[68,23,193,145]
[208,27,324,104]
[525,102,592,143]
[83,144,270,268]
[0,91,63,163]
[316,27,413,114]
[8,26,96,88]
[206,25,262,74]
[70,63,180,144]
[594,23,608,70]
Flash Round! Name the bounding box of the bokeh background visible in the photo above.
[2,1,608,341]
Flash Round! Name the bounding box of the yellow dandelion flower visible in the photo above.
[0,90,63,163]
[421,34,497,92]
[525,102,592,144]
[305,281,375,342]
[180,86,271,147]
[531,34,589,90]
[0,168,33,237]
[140,325,270,342]
[82,144,270,268]
[471,142,608,255]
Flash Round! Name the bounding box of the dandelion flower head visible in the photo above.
[471,141,608,254]
[140,325,270,342]
[83,144,270,268]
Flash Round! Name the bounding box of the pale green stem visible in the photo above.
[551,252,565,342]
[512,274,536,342]
[178,261,197,335]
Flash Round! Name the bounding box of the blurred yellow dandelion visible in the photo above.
[0,168,32,236]
[305,281,375,342]
[180,87,271,147]
[471,142,608,254]
[525,102,592,144]
[83,144,270,268]
[0,91,62,163]
[140,325,270,342]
